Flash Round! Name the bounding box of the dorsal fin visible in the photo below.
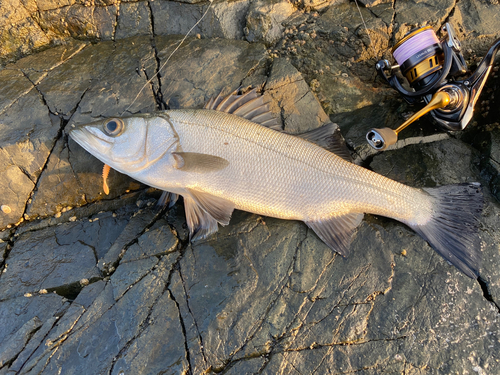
[297,122,353,162]
[205,88,282,130]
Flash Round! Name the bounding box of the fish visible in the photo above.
[69,88,483,278]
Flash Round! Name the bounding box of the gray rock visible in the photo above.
[115,2,152,40]
[31,257,182,374]
[1,1,500,374]
[357,0,391,6]
[0,222,101,300]
[121,218,179,262]
[297,0,345,11]
[150,0,250,40]
[36,4,118,41]
[265,58,330,133]
[0,316,42,367]
[0,166,34,229]
[23,36,157,220]
[155,36,268,109]
[109,288,188,375]
[97,205,165,274]
[0,294,68,370]
[276,2,391,115]
[394,0,455,30]
[0,64,62,227]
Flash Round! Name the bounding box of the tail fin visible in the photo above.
[411,183,483,278]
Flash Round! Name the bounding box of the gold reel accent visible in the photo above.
[405,53,445,83]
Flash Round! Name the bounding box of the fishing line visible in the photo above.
[353,0,378,57]
[392,28,440,65]
[122,0,214,116]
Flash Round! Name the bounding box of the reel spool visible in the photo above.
[367,23,500,151]
[392,26,444,91]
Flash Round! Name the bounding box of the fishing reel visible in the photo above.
[367,23,500,150]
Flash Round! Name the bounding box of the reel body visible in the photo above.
[367,23,500,150]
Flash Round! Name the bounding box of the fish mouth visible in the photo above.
[69,126,113,164]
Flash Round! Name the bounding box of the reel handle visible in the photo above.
[367,91,452,150]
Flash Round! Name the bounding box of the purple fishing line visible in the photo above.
[393,29,440,65]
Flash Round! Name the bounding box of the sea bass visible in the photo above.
[69,89,483,278]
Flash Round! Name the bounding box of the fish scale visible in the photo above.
[167,109,428,222]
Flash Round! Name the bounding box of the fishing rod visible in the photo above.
[366,23,500,151]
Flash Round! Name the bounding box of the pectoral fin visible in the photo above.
[183,189,235,240]
[305,212,363,256]
[173,152,229,173]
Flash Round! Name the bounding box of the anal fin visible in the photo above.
[305,212,363,256]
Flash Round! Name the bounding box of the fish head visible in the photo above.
[69,113,178,174]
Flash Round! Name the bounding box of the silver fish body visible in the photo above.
[70,100,482,278]
[141,110,429,222]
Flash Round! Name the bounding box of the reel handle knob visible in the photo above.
[366,128,398,150]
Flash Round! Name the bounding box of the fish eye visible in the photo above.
[103,118,124,137]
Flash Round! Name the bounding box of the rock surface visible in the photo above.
[1,0,500,374]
